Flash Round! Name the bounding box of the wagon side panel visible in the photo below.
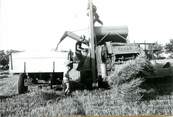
[9,52,68,73]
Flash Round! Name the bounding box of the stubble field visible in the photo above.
[0,57,173,117]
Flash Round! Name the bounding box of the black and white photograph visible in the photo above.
[0,0,173,116]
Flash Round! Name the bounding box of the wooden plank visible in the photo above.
[88,0,97,85]
[96,46,102,76]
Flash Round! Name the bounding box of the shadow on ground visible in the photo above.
[142,77,173,100]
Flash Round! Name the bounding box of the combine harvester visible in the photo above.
[9,0,142,94]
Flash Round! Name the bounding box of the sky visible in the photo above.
[1,0,173,51]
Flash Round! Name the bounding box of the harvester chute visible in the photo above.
[55,31,89,50]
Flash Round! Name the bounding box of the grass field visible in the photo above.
[1,75,173,117]
[0,57,173,116]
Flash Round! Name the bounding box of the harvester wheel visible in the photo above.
[18,73,28,94]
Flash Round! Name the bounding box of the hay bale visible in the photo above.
[107,53,153,102]
[108,53,153,86]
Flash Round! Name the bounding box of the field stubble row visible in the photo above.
[0,55,173,116]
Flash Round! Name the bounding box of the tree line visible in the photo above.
[0,50,9,70]
[150,39,173,59]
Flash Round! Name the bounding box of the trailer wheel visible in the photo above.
[18,73,28,94]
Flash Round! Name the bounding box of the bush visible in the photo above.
[0,50,9,70]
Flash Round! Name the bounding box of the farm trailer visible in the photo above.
[9,51,70,94]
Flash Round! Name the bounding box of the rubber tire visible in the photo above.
[18,73,28,94]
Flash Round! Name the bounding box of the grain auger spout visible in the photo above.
[55,31,89,50]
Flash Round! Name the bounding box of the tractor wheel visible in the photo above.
[18,73,28,94]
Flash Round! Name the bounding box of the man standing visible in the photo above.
[75,40,88,71]
[87,3,103,25]
[63,50,73,95]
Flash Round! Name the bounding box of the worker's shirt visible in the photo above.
[75,42,83,54]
